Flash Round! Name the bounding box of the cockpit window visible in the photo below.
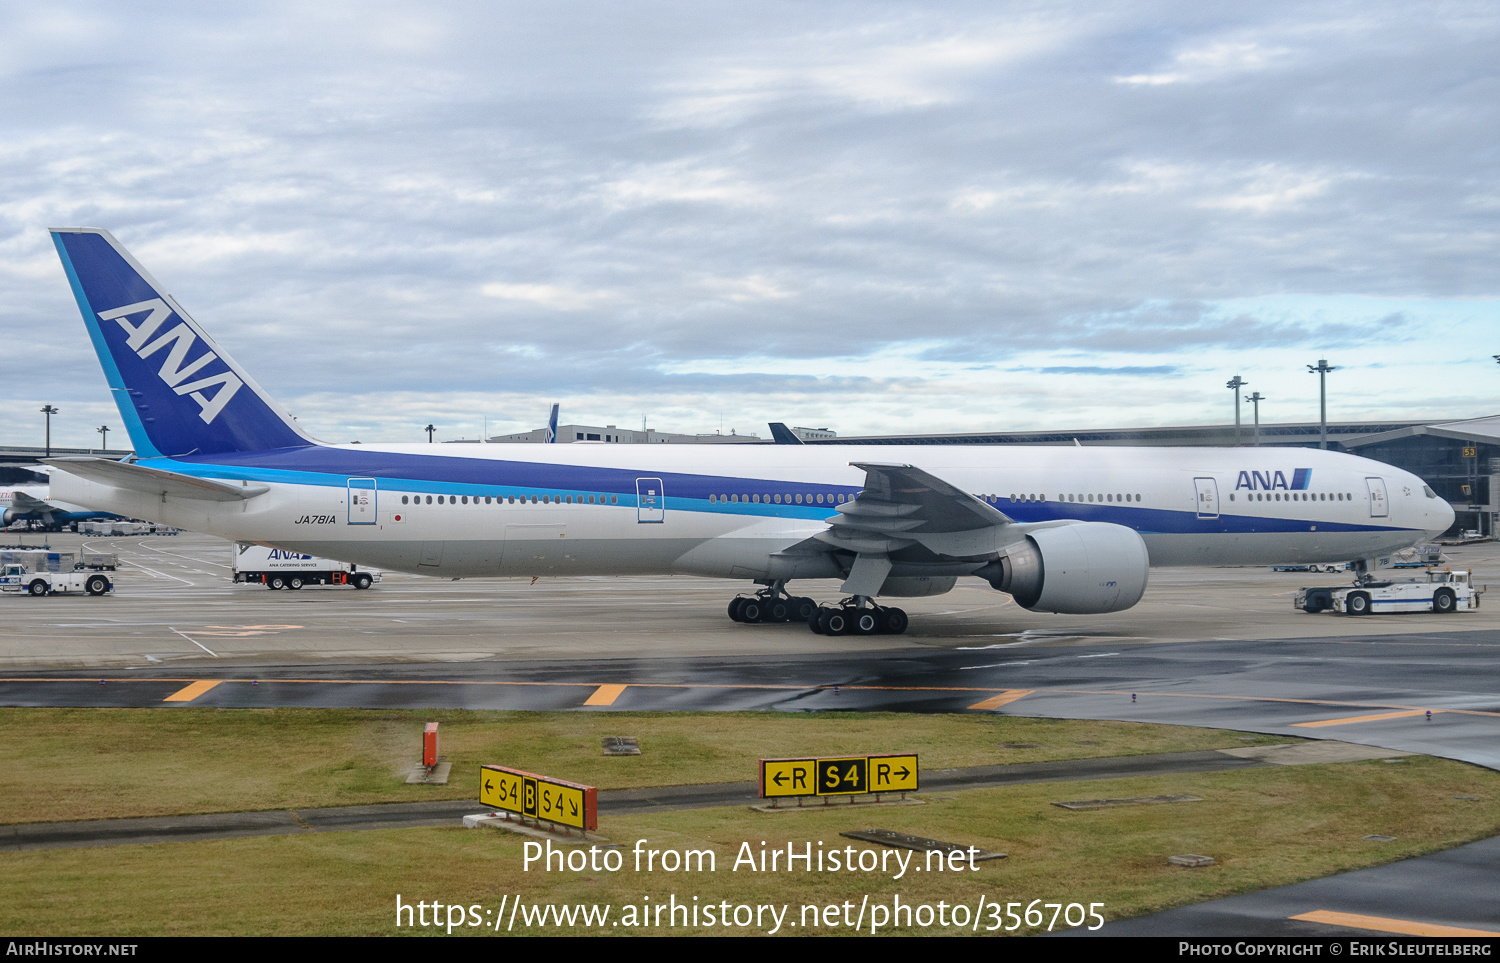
[1423,485,1438,499]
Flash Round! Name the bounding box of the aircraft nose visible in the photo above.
[1428,492,1455,539]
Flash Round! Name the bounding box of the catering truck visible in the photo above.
[232,545,380,590]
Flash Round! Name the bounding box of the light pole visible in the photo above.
[40,405,58,457]
[1244,392,1264,447]
[1306,359,1337,450]
[97,425,110,452]
[425,424,436,443]
[1226,375,1247,445]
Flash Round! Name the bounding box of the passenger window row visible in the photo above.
[1228,492,1353,502]
[998,493,1142,503]
[399,494,620,506]
[710,493,848,505]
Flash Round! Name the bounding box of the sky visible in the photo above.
[2,1,1498,449]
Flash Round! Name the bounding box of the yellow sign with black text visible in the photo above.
[868,754,919,792]
[760,753,919,798]
[480,764,597,831]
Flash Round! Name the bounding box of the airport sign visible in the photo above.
[760,753,918,798]
[480,764,597,831]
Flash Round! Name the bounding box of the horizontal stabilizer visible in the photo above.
[9,491,50,512]
[44,457,268,502]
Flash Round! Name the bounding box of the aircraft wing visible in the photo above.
[812,462,1011,556]
[44,457,268,502]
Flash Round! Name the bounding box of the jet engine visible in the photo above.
[975,522,1149,614]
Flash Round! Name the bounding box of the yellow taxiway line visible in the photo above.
[583,683,628,706]
[1291,909,1500,937]
[1293,709,1436,728]
[967,689,1035,710]
[3,678,1498,719]
[162,680,223,703]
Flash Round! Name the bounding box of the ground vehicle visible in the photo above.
[0,563,112,597]
[1298,570,1482,615]
[232,545,380,590]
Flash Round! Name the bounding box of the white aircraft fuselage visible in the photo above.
[43,226,1454,627]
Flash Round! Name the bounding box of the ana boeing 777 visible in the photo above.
[44,228,1453,635]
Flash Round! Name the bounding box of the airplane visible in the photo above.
[42,227,1454,635]
[1,482,125,531]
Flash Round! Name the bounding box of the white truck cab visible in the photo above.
[1,562,113,597]
[1328,569,1482,615]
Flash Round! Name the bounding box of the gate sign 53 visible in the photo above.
[480,764,597,831]
[759,754,919,798]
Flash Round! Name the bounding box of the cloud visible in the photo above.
[1,2,1499,450]
[1116,40,1290,86]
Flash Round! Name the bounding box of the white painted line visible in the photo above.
[125,561,195,586]
[169,627,219,658]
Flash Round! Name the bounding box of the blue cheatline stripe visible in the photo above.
[125,448,1420,536]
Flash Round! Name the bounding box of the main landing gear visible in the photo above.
[728,581,817,624]
[808,597,908,636]
[727,583,910,635]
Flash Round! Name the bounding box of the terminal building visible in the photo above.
[481,424,764,444]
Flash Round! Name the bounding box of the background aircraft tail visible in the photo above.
[50,228,315,458]
[545,403,560,443]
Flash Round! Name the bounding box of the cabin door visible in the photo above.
[1194,477,1220,519]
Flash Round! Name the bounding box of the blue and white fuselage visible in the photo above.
[44,228,1453,625]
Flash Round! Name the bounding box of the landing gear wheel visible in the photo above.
[793,597,816,621]
[739,598,764,623]
[28,580,48,597]
[1434,589,1456,614]
[765,599,791,623]
[728,597,748,622]
[85,575,109,596]
[852,609,880,635]
[268,576,286,590]
[288,577,303,590]
[809,607,830,634]
[823,608,851,635]
[353,573,372,590]
[881,607,909,634]
[1347,592,1370,616]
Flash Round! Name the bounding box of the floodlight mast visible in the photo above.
[1225,375,1247,445]
[1307,359,1338,450]
[425,424,436,443]
[40,405,59,457]
[1245,392,1264,447]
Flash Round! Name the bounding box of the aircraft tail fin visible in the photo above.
[50,228,315,458]
[769,422,804,445]
[545,403,560,444]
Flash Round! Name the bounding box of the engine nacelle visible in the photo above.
[978,522,1149,614]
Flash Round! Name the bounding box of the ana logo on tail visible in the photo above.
[98,299,244,424]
